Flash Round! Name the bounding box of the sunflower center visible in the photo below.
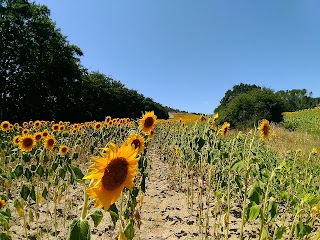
[3,123,9,129]
[61,147,67,153]
[47,139,54,146]
[132,139,140,149]
[24,138,33,147]
[35,134,41,140]
[263,125,269,134]
[144,117,154,128]
[102,157,128,191]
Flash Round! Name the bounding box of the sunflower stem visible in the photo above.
[81,190,89,220]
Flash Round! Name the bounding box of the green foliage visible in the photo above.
[217,88,285,128]
[0,1,169,122]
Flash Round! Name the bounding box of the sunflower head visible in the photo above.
[33,120,41,128]
[22,129,29,135]
[59,125,65,132]
[59,145,70,155]
[221,122,230,138]
[13,135,20,145]
[1,121,10,131]
[52,124,59,132]
[83,143,139,211]
[139,111,157,133]
[44,135,56,150]
[0,198,5,209]
[126,133,145,154]
[19,135,36,152]
[259,119,270,140]
[34,132,43,142]
[42,129,49,138]
[94,122,102,131]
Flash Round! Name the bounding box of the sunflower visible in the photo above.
[42,129,49,138]
[59,125,65,132]
[213,113,219,121]
[13,135,20,145]
[126,133,145,154]
[0,198,5,209]
[52,124,59,132]
[22,129,29,135]
[44,135,56,150]
[23,122,28,128]
[83,143,139,211]
[139,111,157,133]
[59,145,70,155]
[1,121,10,131]
[259,119,270,140]
[33,120,41,128]
[94,122,103,131]
[19,135,36,152]
[221,122,230,138]
[34,132,43,142]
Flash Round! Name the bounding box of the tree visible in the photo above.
[0,0,84,122]
[215,83,261,114]
[217,88,286,128]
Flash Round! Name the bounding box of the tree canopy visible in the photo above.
[0,0,170,122]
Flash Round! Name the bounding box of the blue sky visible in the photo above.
[34,0,320,114]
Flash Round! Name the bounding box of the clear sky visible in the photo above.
[34,0,320,114]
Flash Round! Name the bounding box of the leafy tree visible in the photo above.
[0,0,84,122]
[215,83,261,113]
[217,88,286,128]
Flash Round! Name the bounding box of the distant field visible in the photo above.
[169,112,208,123]
[283,106,320,135]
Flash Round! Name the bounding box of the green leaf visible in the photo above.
[261,226,270,240]
[231,160,244,172]
[30,186,36,201]
[24,168,32,181]
[268,198,277,221]
[42,187,48,199]
[89,210,103,227]
[248,184,263,205]
[247,202,261,221]
[296,222,312,238]
[36,165,44,177]
[73,152,79,160]
[59,168,67,180]
[124,220,135,240]
[67,219,91,240]
[0,233,12,240]
[71,165,84,180]
[20,184,30,201]
[22,153,31,162]
[14,165,23,177]
[274,226,286,239]
[108,203,119,226]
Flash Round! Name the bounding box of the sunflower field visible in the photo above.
[0,111,320,239]
[283,107,320,135]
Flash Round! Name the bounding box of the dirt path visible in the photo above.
[138,155,200,240]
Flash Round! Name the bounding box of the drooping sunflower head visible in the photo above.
[259,119,270,140]
[221,122,230,138]
[34,132,43,142]
[59,145,70,155]
[44,135,56,150]
[19,134,36,152]
[126,133,145,154]
[83,142,139,211]
[1,121,10,131]
[139,111,157,133]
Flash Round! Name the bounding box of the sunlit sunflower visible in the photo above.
[0,198,5,209]
[83,143,139,211]
[44,135,56,150]
[22,129,29,135]
[259,119,270,140]
[71,128,78,134]
[213,113,219,121]
[13,136,20,145]
[126,133,145,154]
[1,121,10,131]
[42,129,49,138]
[94,122,103,131]
[33,120,41,128]
[19,135,36,152]
[139,111,157,133]
[52,124,59,132]
[221,122,230,138]
[59,145,70,155]
[59,125,65,132]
